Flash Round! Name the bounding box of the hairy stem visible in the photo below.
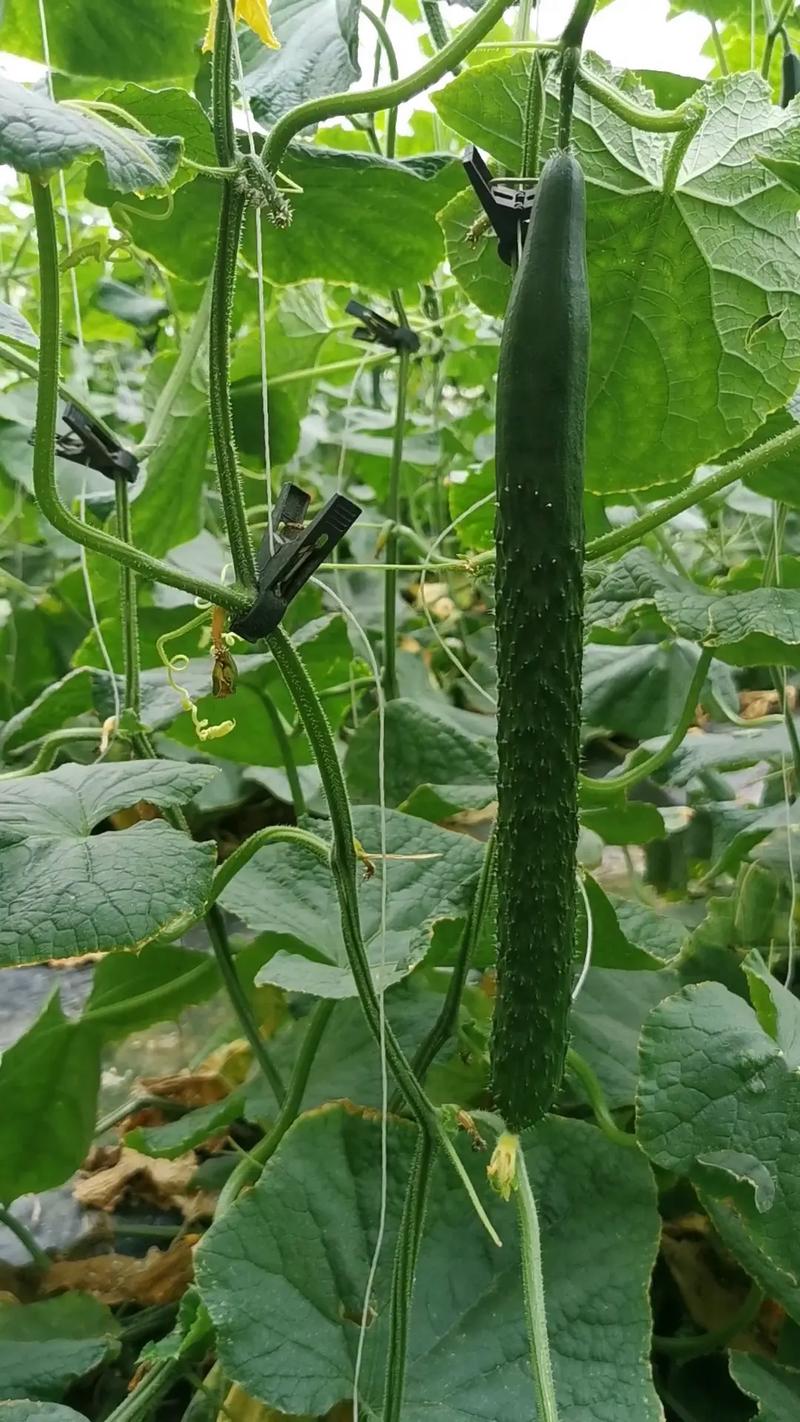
[383,348,410,699]
[384,1131,434,1422]
[661,106,704,195]
[263,0,512,174]
[257,688,308,817]
[362,4,400,155]
[585,425,800,562]
[406,828,496,1094]
[215,999,336,1214]
[266,625,500,1244]
[559,0,598,148]
[102,1360,182,1422]
[114,477,140,716]
[137,273,213,455]
[521,51,548,178]
[576,65,705,132]
[205,903,286,1106]
[422,0,451,52]
[580,649,711,801]
[29,179,249,615]
[210,824,330,902]
[566,1049,638,1149]
[515,1142,560,1422]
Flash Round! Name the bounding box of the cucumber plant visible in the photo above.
[2,1,800,1421]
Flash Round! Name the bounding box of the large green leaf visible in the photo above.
[730,1355,800,1418]
[0,80,180,189]
[656,585,800,666]
[0,0,208,80]
[0,668,96,761]
[569,966,681,1107]
[0,994,100,1202]
[345,699,496,810]
[435,65,800,494]
[239,0,361,126]
[0,1294,118,1403]
[583,640,706,739]
[0,760,217,965]
[257,147,446,288]
[0,1407,87,1421]
[0,301,36,348]
[222,806,485,997]
[83,943,219,1042]
[196,1106,661,1420]
[637,956,800,1304]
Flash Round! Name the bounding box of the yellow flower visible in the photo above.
[203,0,279,53]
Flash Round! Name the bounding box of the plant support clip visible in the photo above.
[230,482,362,642]
[345,299,420,354]
[54,403,139,484]
[462,145,535,267]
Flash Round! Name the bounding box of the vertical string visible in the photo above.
[313,576,388,1420]
[37,0,84,357]
[774,503,798,987]
[224,0,275,552]
[78,482,120,740]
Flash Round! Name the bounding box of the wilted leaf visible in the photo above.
[42,1238,196,1307]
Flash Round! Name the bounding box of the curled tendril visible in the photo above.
[156,611,236,743]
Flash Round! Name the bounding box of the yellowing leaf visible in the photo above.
[203,0,280,53]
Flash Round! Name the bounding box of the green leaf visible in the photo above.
[585,880,688,970]
[580,800,666,846]
[0,80,181,190]
[0,301,37,348]
[637,963,800,1300]
[0,1294,118,1403]
[0,994,100,1202]
[239,0,361,126]
[92,277,167,330]
[0,760,217,966]
[447,461,495,551]
[134,374,209,559]
[654,721,796,785]
[656,585,800,666]
[222,806,484,998]
[438,186,510,319]
[126,1091,244,1159]
[0,668,95,760]
[583,641,705,740]
[95,82,216,175]
[196,1106,660,1420]
[0,0,209,80]
[345,699,496,810]
[257,147,445,289]
[585,547,686,634]
[83,943,219,1043]
[435,65,800,494]
[0,1406,87,1421]
[569,966,682,1108]
[89,175,219,282]
[731,1354,800,1417]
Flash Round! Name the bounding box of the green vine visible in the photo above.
[383,347,411,699]
[383,1130,434,1422]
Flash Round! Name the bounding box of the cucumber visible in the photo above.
[490,151,590,1133]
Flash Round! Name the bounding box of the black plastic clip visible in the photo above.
[345,299,420,354]
[55,403,139,484]
[231,482,362,642]
[462,145,536,267]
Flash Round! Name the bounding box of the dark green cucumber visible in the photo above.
[490,151,590,1133]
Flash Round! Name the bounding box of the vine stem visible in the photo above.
[102,1359,182,1422]
[263,0,512,174]
[762,0,794,77]
[580,649,711,801]
[404,827,496,1097]
[558,0,598,149]
[28,179,249,616]
[575,65,706,133]
[266,625,501,1246]
[383,1131,434,1422]
[257,688,308,817]
[362,4,399,155]
[653,1281,764,1358]
[209,0,257,591]
[205,904,286,1107]
[137,272,213,455]
[210,824,330,901]
[521,51,548,179]
[566,1049,638,1149]
[215,999,336,1214]
[585,423,800,563]
[114,476,139,715]
[514,1140,560,1422]
[0,1202,51,1269]
[383,348,410,699]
